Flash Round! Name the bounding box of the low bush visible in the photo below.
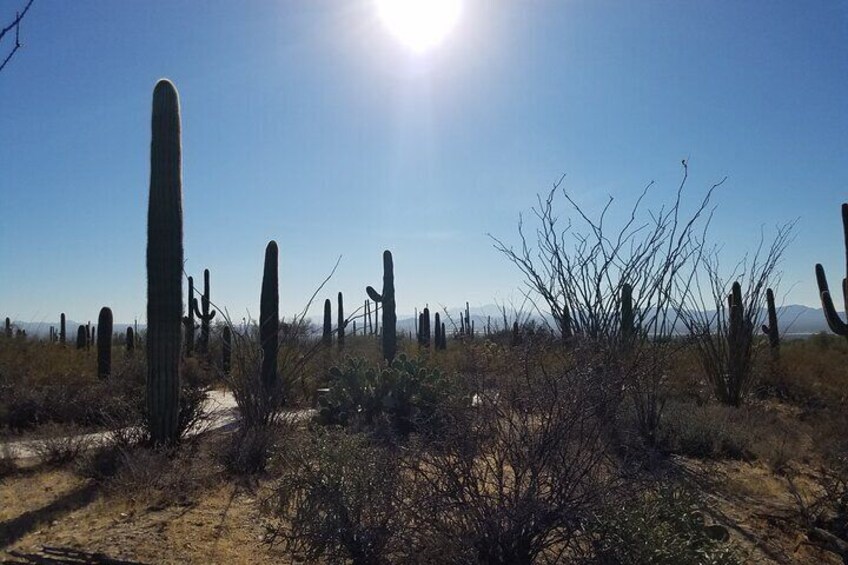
[588,484,743,564]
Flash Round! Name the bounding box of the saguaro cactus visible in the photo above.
[726,281,754,406]
[222,325,231,375]
[4,317,10,338]
[323,298,332,346]
[366,250,397,363]
[76,325,86,349]
[621,282,635,345]
[60,313,66,345]
[815,203,848,338]
[260,241,279,389]
[147,79,184,445]
[761,288,780,354]
[126,327,135,353]
[422,307,431,348]
[337,292,345,350]
[183,275,197,356]
[97,307,113,379]
[434,312,442,350]
[192,268,216,354]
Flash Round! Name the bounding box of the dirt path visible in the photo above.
[1,391,314,460]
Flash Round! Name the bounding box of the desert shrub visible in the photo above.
[0,443,16,477]
[402,347,618,564]
[31,424,94,466]
[266,428,404,564]
[588,484,743,564]
[218,421,294,476]
[317,354,464,441]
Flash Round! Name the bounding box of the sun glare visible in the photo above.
[376,0,462,53]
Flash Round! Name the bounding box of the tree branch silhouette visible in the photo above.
[0,0,35,73]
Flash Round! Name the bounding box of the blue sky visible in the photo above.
[1,1,847,325]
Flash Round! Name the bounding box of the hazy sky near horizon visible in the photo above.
[1,1,847,325]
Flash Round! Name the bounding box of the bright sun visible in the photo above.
[376,0,462,53]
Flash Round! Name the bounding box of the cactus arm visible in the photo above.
[816,264,848,335]
[761,324,771,334]
[366,286,382,302]
[191,297,201,319]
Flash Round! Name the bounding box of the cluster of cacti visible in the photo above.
[366,250,397,363]
[761,287,780,357]
[815,204,848,339]
[192,268,216,354]
[183,275,197,356]
[97,307,113,379]
[260,241,279,390]
[146,79,184,446]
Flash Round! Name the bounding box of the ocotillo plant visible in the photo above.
[260,241,279,390]
[323,298,332,346]
[366,250,397,363]
[815,203,848,339]
[126,327,135,353]
[337,292,345,350]
[192,268,216,354]
[183,275,197,356]
[222,325,231,375]
[761,287,780,355]
[97,307,113,379]
[60,313,66,345]
[76,325,85,349]
[147,79,184,446]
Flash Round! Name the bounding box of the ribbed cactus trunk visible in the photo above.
[126,327,135,353]
[434,312,442,350]
[76,325,86,350]
[337,292,345,350]
[192,268,216,354]
[322,298,332,347]
[97,307,113,379]
[441,322,446,349]
[726,281,753,406]
[761,288,780,357]
[621,282,634,347]
[422,307,431,348]
[147,79,184,446]
[815,203,848,340]
[260,241,279,390]
[60,313,66,345]
[366,250,396,363]
[222,325,231,375]
[183,276,196,356]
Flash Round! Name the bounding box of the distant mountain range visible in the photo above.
[6,304,832,339]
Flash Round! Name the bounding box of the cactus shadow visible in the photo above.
[0,482,98,549]
[2,545,145,564]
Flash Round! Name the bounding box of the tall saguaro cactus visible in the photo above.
[126,327,135,353]
[97,307,113,379]
[76,325,86,350]
[323,299,332,346]
[222,325,231,375]
[192,268,216,354]
[726,281,754,406]
[422,307,431,348]
[761,288,780,354]
[4,317,10,338]
[60,313,66,345]
[337,292,345,350]
[147,79,184,446]
[183,276,197,356]
[366,250,397,363]
[815,203,848,338]
[260,241,279,390]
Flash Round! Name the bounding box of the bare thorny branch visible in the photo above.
[0,0,35,73]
